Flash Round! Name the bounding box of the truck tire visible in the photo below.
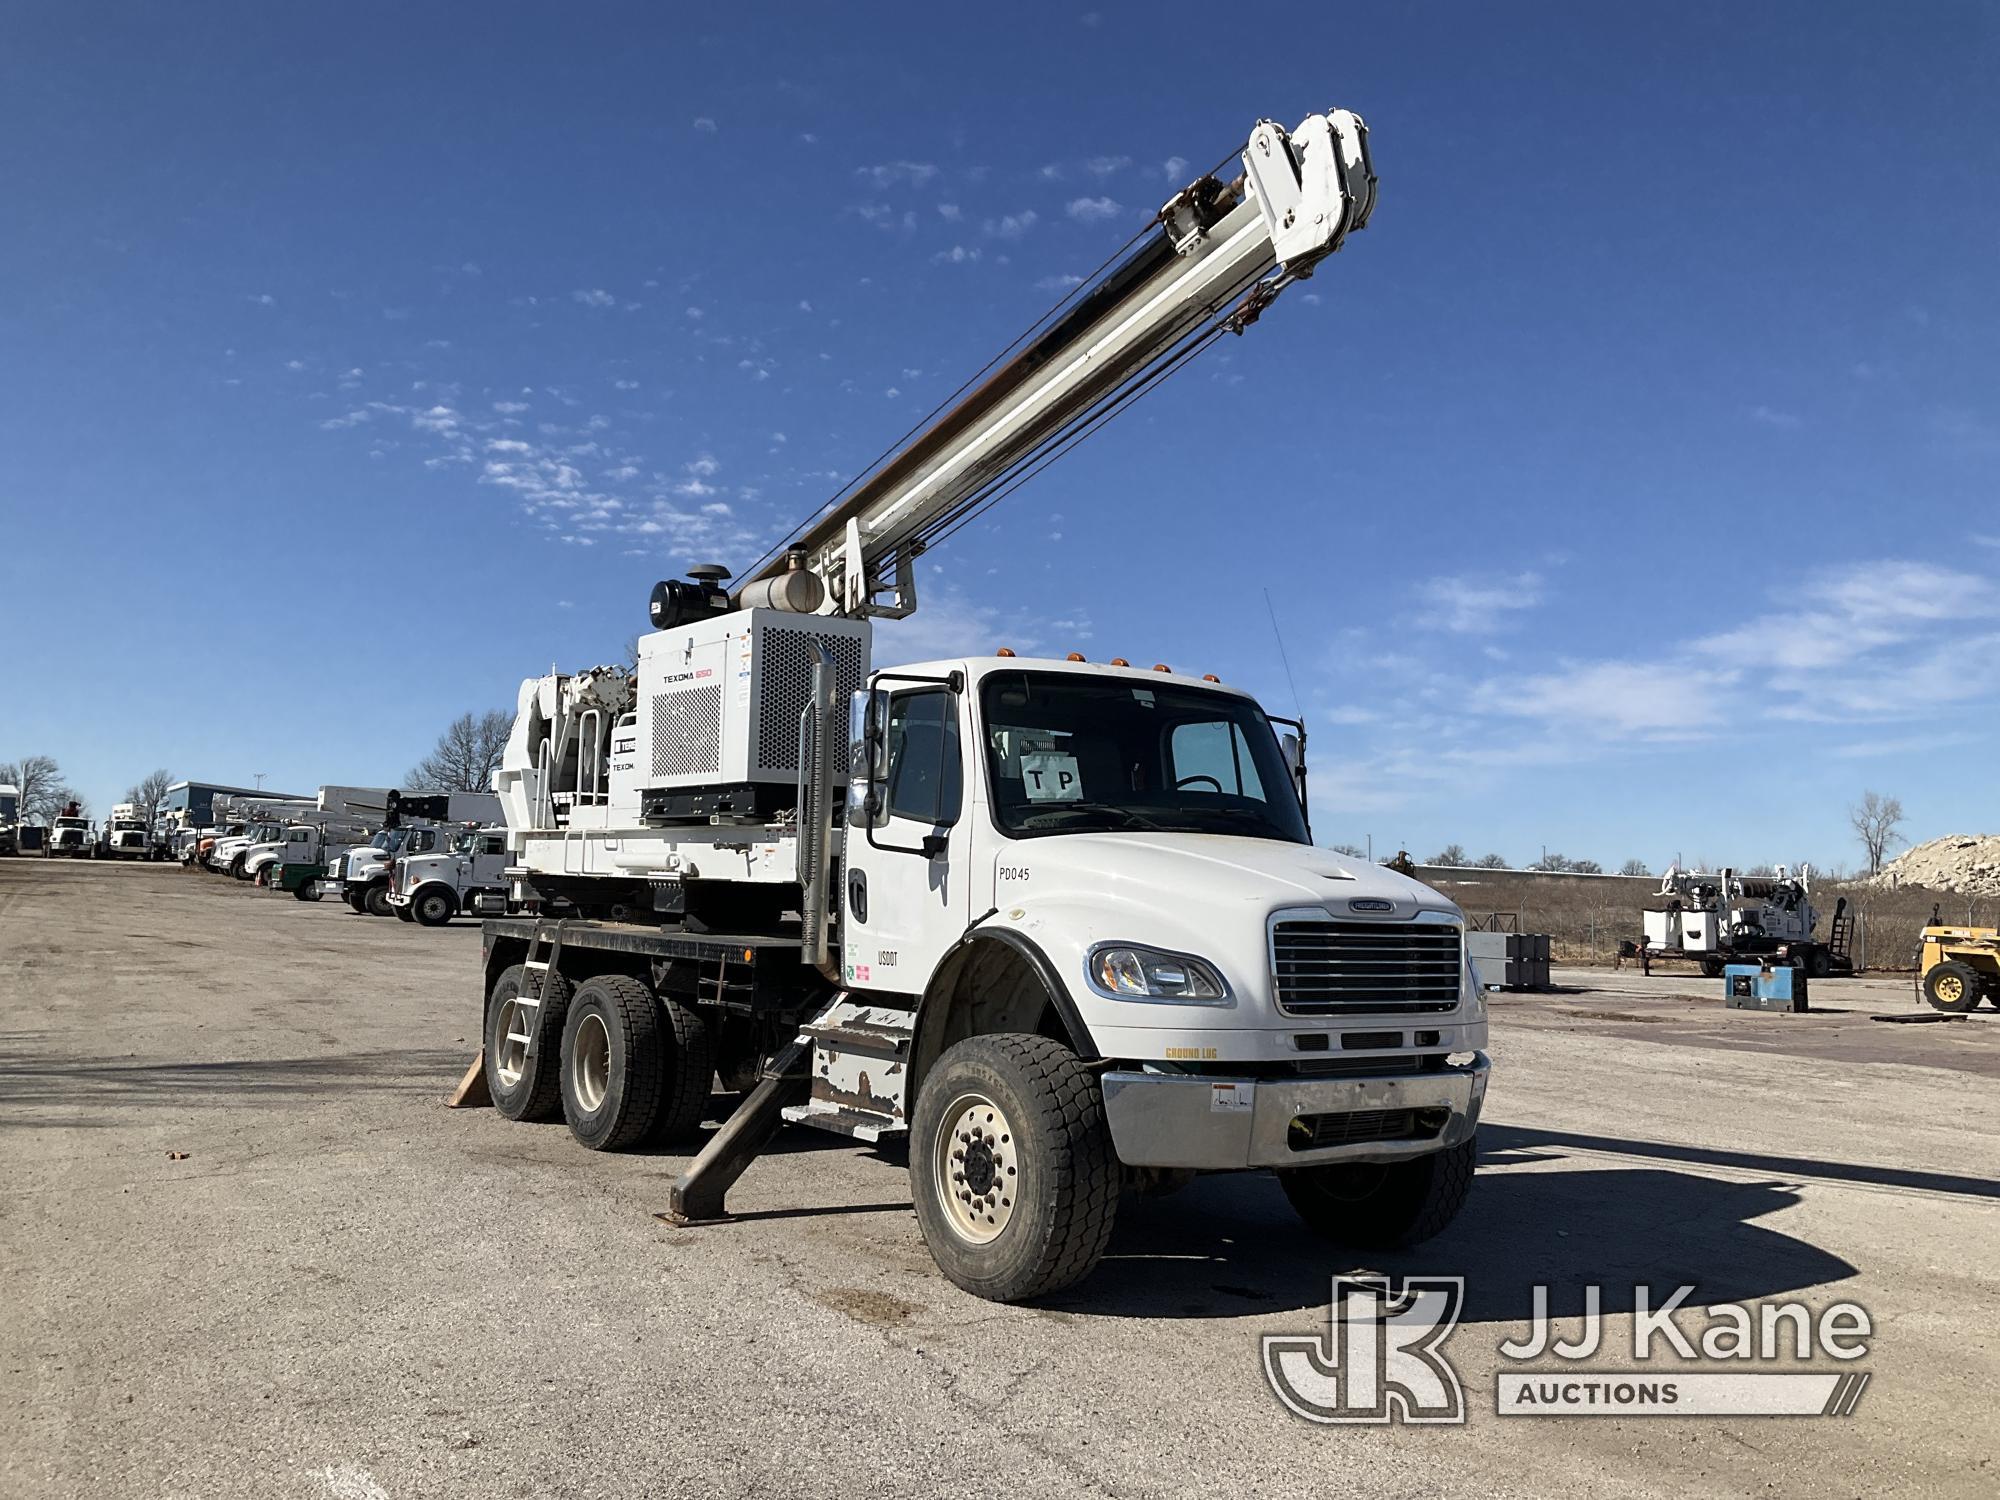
[230,853,249,880]
[1278,1135,1477,1250]
[394,904,416,923]
[294,879,323,902]
[1923,960,1984,1014]
[909,1033,1120,1303]
[1698,954,1724,978]
[485,963,573,1121]
[560,975,665,1151]
[1806,947,1832,979]
[413,887,456,926]
[649,992,715,1144]
[363,883,393,918]
[344,889,367,914]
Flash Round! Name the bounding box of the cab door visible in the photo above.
[842,685,971,995]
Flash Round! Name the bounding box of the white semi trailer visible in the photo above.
[474,106,1489,1303]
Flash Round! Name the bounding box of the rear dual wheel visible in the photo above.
[559,975,714,1150]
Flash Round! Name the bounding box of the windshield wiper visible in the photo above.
[1019,801,1164,832]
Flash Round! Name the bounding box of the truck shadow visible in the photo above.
[0,1049,475,1123]
[1055,1143,1862,1323]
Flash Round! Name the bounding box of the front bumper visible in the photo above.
[1101,1054,1489,1170]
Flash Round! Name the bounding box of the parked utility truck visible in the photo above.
[333,791,503,915]
[0,784,18,856]
[241,786,396,897]
[46,805,93,858]
[101,804,152,860]
[389,824,513,925]
[475,105,1487,1303]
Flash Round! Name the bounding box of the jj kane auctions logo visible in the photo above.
[1264,1276,1871,1423]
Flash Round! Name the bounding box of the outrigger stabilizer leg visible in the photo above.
[657,1033,814,1224]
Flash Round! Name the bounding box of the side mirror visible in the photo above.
[847,687,892,829]
[1279,730,1304,779]
[850,686,890,781]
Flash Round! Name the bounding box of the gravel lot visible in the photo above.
[4,858,1995,1499]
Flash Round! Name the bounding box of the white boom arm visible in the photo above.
[751,108,1375,618]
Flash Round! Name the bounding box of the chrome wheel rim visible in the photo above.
[934,1092,1017,1245]
[571,1013,610,1113]
[495,996,530,1088]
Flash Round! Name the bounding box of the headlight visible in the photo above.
[1086,943,1231,1004]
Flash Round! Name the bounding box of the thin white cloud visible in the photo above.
[856,161,939,190]
[1066,196,1121,224]
[1162,155,1189,181]
[984,210,1038,240]
[1083,155,1130,177]
[1416,572,1543,633]
[1749,404,1802,429]
[572,288,615,308]
[692,117,718,133]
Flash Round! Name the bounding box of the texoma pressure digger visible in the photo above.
[468,104,1491,1301]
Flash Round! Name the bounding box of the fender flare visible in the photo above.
[913,925,1098,1094]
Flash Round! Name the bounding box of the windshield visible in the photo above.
[979,671,1308,843]
[452,831,478,854]
[56,818,88,830]
[368,829,408,852]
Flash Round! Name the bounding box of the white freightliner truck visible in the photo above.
[475,106,1489,1302]
[240,787,398,895]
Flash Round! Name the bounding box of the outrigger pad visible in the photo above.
[446,1050,493,1108]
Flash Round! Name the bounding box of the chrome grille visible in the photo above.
[1271,918,1462,1016]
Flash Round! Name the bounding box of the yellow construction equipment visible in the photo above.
[1918,911,2000,1012]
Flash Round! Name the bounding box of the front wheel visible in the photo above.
[394,904,416,923]
[1278,1135,1476,1250]
[294,879,323,902]
[413,888,456,926]
[1698,954,1725,978]
[363,883,393,918]
[909,1033,1120,1303]
[1924,960,1985,1014]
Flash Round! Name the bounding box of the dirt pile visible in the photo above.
[1870,834,2000,895]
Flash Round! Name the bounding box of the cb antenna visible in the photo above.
[1263,588,1303,719]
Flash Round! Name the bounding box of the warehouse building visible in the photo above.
[160,780,309,826]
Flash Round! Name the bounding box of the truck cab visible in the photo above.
[0,784,18,856]
[839,655,1486,1159]
[47,815,94,858]
[337,826,443,916]
[103,806,151,860]
[389,824,513,926]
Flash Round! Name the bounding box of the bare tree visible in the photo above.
[1568,858,1603,874]
[1329,843,1366,859]
[1473,852,1510,869]
[1428,843,1468,867]
[1618,858,1652,877]
[0,755,69,824]
[125,768,176,826]
[1849,790,1906,875]
[408,711,513,792]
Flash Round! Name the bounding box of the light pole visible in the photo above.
[253,773,266,791]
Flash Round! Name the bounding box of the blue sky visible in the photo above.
[3,2,1994,872]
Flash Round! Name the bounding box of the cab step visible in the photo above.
[780,997,914,1141]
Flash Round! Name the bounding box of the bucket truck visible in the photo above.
[474,105,1488,1303]
[330,790,504,915]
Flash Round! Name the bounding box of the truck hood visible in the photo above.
[1007,833,1459,922]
